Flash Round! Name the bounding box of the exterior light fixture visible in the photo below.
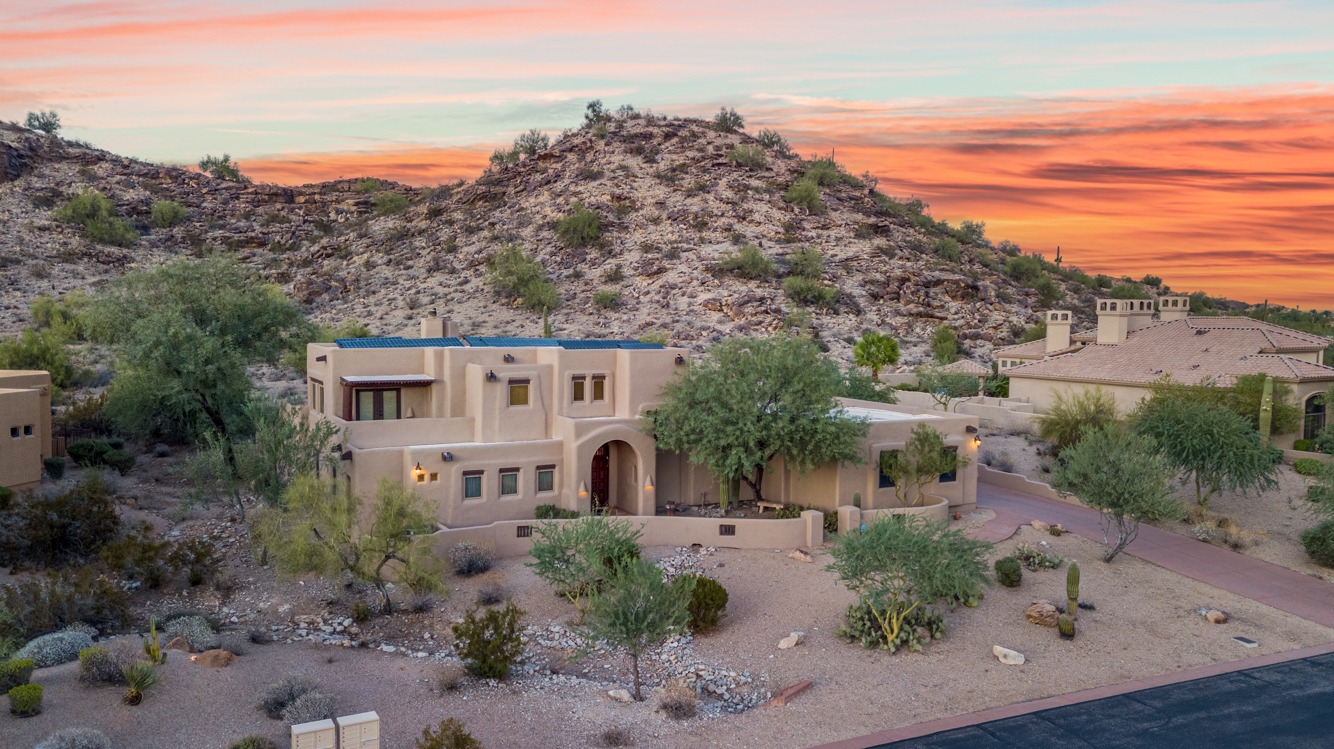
[503,353,515,363]
[486,370,497,382]
[674,354,685,365]
[973,436,982,447]
[644,475,654,492]
[578,481,589,499]
[412,462,425,479]
[441,451,454,462]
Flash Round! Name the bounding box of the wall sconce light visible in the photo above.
[503,353,515,363]
[578,481,589,499]
[412,462,425,479]
[441,451,454,462]
[644,474,654,492]
[486,370,497,382]
[972,436,982,447]
[675,354,685,365]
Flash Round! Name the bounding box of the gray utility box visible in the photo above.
[291,719,336,749]
[337,711,381,749]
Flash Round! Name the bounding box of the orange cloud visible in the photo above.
[240,146,492,186]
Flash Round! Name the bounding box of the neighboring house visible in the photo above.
[306,318,979,528]
[0,370,52,492]
[999,298,1334,449]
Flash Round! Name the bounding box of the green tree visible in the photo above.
[25,110,61,134]
[234,398,341,506]
[839,365,898,404]
[1036,387,1119,455]
[281,318,373,372]
[712,107,745,133]
[0,327,76,388]
[1017,320,1046,343]
[649,336,868,504]
[1004,255,1043,285]
[513,129,549,156]
[930,325,959,364]
[29,290,90,340]
[880,423,971,507]
[526,516,642,618]
[1051,425,1181,561]
[915,367,980,412]
[827,516,990,647]
[198,153,250,182]
[1145,374,1300,435]
[85,256,313,447]
[1133,397,1281,510]
[254,475,444,614]
[583,558,693,701]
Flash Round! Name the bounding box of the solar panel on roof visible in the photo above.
[335,337,464,348]
[465,336,560,347]
[556,339,665,350]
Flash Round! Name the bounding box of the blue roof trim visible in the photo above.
[335,336,664,350]
[336,337,465,348]
[465,336,562,348]
[557,339,664,350]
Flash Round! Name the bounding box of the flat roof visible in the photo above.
[334,336,665,350]
[843,406,938,423]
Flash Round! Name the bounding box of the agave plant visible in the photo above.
[122,662,159,705]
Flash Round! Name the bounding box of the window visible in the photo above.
[939,447,959,483]
[591,375,606,402]
[8,427,17,439]
[516,525,532,538]
[23,425,32,437]
[536,464,555,493]
[508,378,530,407]
[463,470,484,499]
[878,450,898,488]
[355,388,400,421]
[310,379,325,414]
[500,468,519,496]
[429,472,439,482]
[572,376,586,402]
[1305,394,1327,441]
[415,472,427,483]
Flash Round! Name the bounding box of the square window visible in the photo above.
[537,468,554,493]
[8,427,17,439]
[429,472,439,482]
[509,380,530,407]
[463,473,483,499]
[415,472,427,483]
[24,425,33,437]
[500,470,519,496]
[572,377,586,402]
[878,450,898,488]
[591,375,606,402]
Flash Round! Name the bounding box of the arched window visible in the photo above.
[1305,393,1327,441]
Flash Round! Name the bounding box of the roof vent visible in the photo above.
[1195,329,1208,335]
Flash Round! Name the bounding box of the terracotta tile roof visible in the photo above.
[1008,319,1334,386]
[994,339,1050,358]
[1071,331,1097,342]
[940,359,989,376]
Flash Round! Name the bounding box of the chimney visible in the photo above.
[1095,299,1131,345]
[1045,310,1072,354]
[1158,295,1189,322]
[421,310,460,339]
[1127,298,1155,332]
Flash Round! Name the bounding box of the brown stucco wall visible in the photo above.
[0,370,52,491]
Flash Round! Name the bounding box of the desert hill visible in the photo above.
[1,113,1142,365]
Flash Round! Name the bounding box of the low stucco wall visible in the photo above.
[835,495,951,533]
[1285,449,1333,465]
[430,510,824,560]
[977,464,1073,504]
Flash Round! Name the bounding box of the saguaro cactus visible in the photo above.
[1066,562,1080,620]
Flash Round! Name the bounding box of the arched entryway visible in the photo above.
[590,440,640,515]
[1305,393,1327,442]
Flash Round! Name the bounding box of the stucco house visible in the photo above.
[0,370,52,492]
[305,317,979,528]
[997,298,1334,449]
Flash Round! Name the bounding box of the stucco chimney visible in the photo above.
[421,311,460,339]
[1095,299,1132,345]
[1126,298,1155,332]
[1045,310,1072,354]
[1158,295,1189,322]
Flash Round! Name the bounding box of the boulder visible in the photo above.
[194,649,236,667]
[778,632,806,650]
[607,689,635,703]
[164,636,192,653]
[1206,610,1229,624]
[992,645,1025,665]
[1026,601,1059,628]
[1030,520,1051,532]
[788,549,813,564]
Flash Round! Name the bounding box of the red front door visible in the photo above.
[591,444,610,513]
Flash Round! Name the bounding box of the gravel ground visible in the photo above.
[9,528,1333,749]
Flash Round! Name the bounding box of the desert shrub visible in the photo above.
[712,107,744,133]
[679,575,728,633]
[934,238,961,263]
[534,504,579,520]
[0,659,33,691]
[1034,274,1064,306]
[475,583,506,606]
[43,457,65,479]
[786,247,824,279]
[0,486,10,511]
[281,690,336,725]
[84,216,138,247]
[782,276,838,308]
[1293,439,1313,452]
[449,543,494,577]
[67,439,111,467]
[54,190,113,224]
[354,178,382,193]
[163,615,219,652]
[228,737,278,749]
[8,682,42,716]
[837,599,943,653]
[372,192,408,215]
[727,145,767,170]
[1013,543,1063,571]
[716,244,776,279]
[771,504,802,520]
[657,682,698,719]
[257,674,321,719]
[593,289,621,309]
[994,557,1023,587]
[0,567,129,641]
[600,726,634,747]
[526,516,642,615]
[16,630,93,668]
[35,728,112,749]
[101,448,135,475]
[803,157,844,186]
[451,602,524,679]
[1294,458,1323,477]
[557,202,601,247]
[416,718,481,749]
[1004,255,1044,285]
[170,537,221,587]
[121,661,158,704]
[1301,520,1334,567]
[351,601,372,622]
[784,179,824,213]
[755,128,792,157]
[484,243,559,312]
[150,200,188,228]
[1036,387,1119,455]
[99,529,173,587]
[78,645,128,685]
[218,631,251,656]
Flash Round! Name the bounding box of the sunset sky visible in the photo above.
[4,1,1333,308]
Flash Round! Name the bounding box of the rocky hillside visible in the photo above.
[0,114,1116,365]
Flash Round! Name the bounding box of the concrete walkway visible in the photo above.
[975,484,1334,629]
